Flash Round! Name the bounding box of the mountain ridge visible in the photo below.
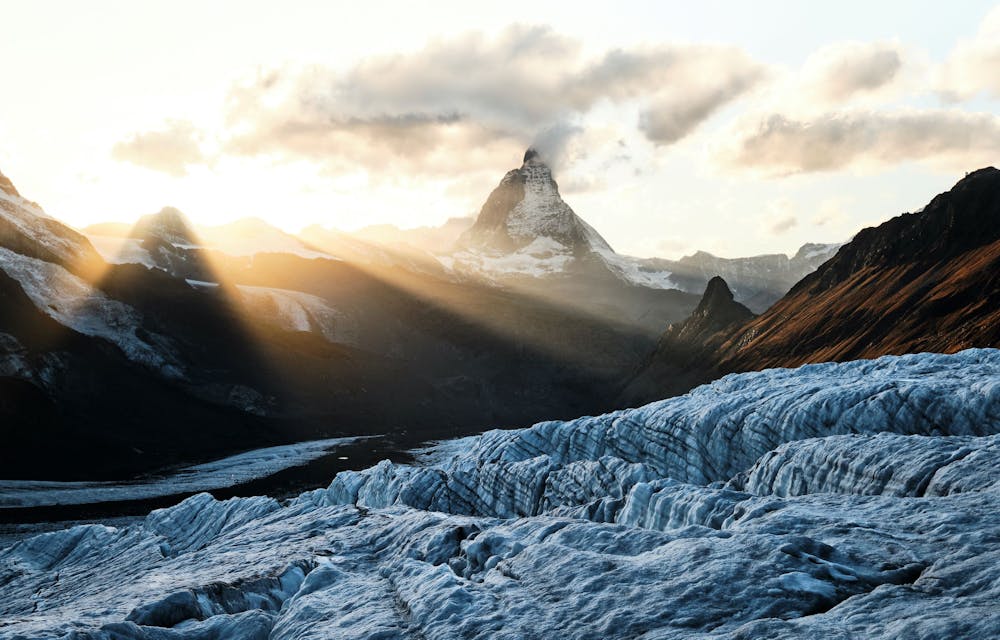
[626,166,1000,403]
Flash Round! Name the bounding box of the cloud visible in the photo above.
[762,197,799,234]
[220,25,765,176]
[798,41,904,104]
[813,200,851,228]
[639,66,763,145]
[530,122,585,171]
[769,216,797,233]
[112,120,205,176]
[936,6,1000,101]
[717,109,1000,175]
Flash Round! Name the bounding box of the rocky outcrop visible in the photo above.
[128,207,216,281]
[663,242,842,312]
[628,167,1000,404]
[0,169,105,279]
[620,276,754,403]
[718,166,1000,370]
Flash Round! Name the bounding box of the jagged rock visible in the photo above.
[665,243,841,313]
[620,276,755,403]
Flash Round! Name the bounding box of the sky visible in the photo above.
[1,1,998,259]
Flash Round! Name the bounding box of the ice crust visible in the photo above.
[0,438,365,509]
[2,349,999,638]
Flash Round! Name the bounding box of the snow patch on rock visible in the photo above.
[0,247,179,374]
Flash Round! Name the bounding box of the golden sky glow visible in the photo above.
[2,1,999,259]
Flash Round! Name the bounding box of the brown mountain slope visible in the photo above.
[720,166,1000,370]
[625,167,1000,404]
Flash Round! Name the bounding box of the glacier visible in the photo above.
[0,437,366,509]
[2,349,999,639]
[0,247,181,375]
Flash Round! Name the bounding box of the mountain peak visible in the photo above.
[458,151,612,255]
[132,207,196,244]
[800,166,1000,294]
[691,276,753,325]
[699,275,734,306]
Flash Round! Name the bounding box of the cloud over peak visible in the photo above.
[219,26,764,176]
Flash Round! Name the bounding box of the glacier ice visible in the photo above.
[2,349,999,639]
[0,437,366,509]
[0,247,180,374]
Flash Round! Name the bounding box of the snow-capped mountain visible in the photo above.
[662,242,842,312]
[1,167,697,482]
[3,349,998,638]
[0,169,104,279]
[447,148,675,289]
[86,211,332,281]
[441,150,838,310]
[458,148,614,256]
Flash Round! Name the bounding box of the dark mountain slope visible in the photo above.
[719,167,1000,370]
[627,167,1000,404]
[620,277,754,403]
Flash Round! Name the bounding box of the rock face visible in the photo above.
[3,349,1000,639]
[718,166,1000,370]
[629,167,1000,404]
[0,169,104,278]
[459,148,613,256]
[662,276,754,345]
[664,242,842,313]
[620,276,754,403]
[127,207,215,281]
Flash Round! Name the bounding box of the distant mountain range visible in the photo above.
[0,160,694,480]
[82,148,841,314]
[2,153,995,483]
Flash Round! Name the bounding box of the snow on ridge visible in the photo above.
[505,161,612,254]
[0,192,98,270]
[0,247,179,374]
[2,349,1000,638]
[87,235,158,269]
[0,185,53,221]
[237,285,352,343]
[596,247,678,289]
[442,238,576,280]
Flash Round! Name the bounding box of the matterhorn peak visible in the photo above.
[522,147,542,165]
[458,149,612,256]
